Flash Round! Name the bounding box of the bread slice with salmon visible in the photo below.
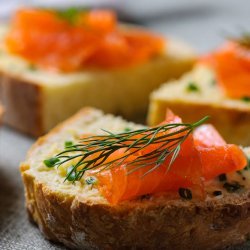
[148,37,250,146]
[20,107,250,249]
[0,8,195,137]
[0,104,3,122]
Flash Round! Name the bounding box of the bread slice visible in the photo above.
[0,103,3,122]
[20,107,250,249]
[148,64,250,146]
[0,25,195,137]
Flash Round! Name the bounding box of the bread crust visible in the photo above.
[0,103,3,123]
[20,175,250,250]
[0,70,43,136]
[148,100,250,146]
[20,108,250,249]
[0,34,195,137]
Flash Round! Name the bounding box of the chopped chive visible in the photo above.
[124,127,132,132]
[223,182,243,193]
[44,157,60,168]
[57,7,85,25]
[218,173,227,182]
[64,141,73,148]
[58,8,78,23]
[85,176,97,185]
[213,190,222,196]
[186,82,199,92]
[241,96,250,102]
[66,166,76,181]
[178,188,192,200]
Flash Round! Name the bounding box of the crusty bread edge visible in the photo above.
[0,69,44,136]
[0,36,195,137]
[20,107,250,249]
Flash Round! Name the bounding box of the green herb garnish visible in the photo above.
[66,166,76,181]
[65,141,74,148]
[56,7,89,25]
[57,7,82,25]
[178,188,192,200]
[44,116,209,183]
[124,127,132,132]
[241,96,250,102]
[44,157,60,168]
[186,82,199,92]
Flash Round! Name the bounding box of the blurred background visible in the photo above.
[0,0,249,53]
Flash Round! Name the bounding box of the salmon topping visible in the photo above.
[44,111,247,205]
[5,9,164,72]
[92,112,247,204]
[201,41,250,99]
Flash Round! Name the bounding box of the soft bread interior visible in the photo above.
[0,24,195,133]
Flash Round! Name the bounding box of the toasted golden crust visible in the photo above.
[19,176,250,249]
[20,107,250,249]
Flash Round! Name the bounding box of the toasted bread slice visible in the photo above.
[20,107,250,249]
[0,103,3,122]
[0,25,195,136]
[148,64,250,146]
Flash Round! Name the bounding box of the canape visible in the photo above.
[148,35,250,145]
[20,107,250,249]
[0,8,195,136]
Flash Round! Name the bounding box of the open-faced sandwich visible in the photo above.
[20,107,250,249]
[0,8,195,136]
[0,103,3,123]
[148,34,250,146]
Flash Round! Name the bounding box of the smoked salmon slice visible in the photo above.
[194,124,247,180]
[6,9,164,72]
[202,41,250,99]
[90,111,247,204]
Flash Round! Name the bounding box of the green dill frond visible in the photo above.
[44,116,209,182]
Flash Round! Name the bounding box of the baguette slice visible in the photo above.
[20,107,250,249]
[0,103,3,122]
[148,64,250,146]
[0,25,195,137]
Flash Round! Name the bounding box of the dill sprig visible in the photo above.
[44,116,209,182]
[229,32,250,49]
[56,7,88,25]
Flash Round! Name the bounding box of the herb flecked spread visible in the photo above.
[201,33,250,101]
[44,111,248,204]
